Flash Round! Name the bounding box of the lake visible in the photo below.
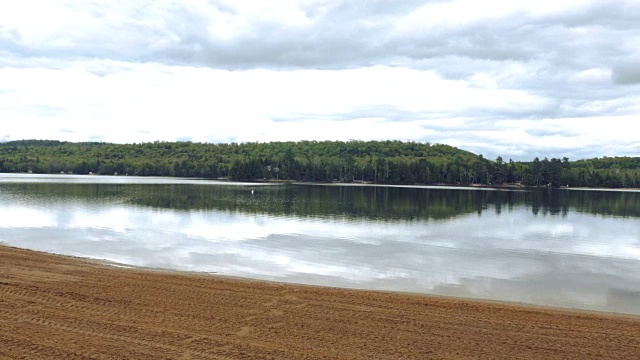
[1,173,639,315]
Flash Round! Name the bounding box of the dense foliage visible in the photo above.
[1,140,639,188]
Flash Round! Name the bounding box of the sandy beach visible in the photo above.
[1,245,639,359]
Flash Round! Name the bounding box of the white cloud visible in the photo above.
[1,0,639,160]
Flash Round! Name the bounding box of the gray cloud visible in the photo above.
[612,62,640,85]
[2,1,634,70]
[3,1,638,88]
[88,135,106,142]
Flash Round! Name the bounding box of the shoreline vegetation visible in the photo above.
[1,139,639,189]
[2,244,640,359]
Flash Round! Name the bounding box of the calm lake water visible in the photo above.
[1,173,639,315]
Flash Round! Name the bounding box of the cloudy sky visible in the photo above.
[1,0,639,160]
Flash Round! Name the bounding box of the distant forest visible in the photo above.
[1,140,639,188]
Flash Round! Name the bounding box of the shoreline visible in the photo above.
[3,172,640,192]
[100,256,640,320]
[7,243,639,319]
[2,244,639,359]
[63,247,640,319]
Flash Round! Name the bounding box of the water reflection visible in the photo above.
[4,179,640,220]
[1,174,639,315]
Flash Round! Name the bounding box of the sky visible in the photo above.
[1,0,639,161]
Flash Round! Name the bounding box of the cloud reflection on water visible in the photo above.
[1,192,640,315]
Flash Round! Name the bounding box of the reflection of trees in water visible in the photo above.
[529,190,569,217]
[131,185,482,221]
[525,189,640,218]
[2,183,639,221]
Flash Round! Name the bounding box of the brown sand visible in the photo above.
[1,245,639,359]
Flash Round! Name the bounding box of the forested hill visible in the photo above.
[0,140,481,184]
[1,140,639,188]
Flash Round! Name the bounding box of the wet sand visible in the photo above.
[1,245,639,359]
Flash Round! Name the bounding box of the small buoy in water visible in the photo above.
[251,189,254,195]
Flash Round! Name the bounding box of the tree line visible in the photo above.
[1,139,639,188]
